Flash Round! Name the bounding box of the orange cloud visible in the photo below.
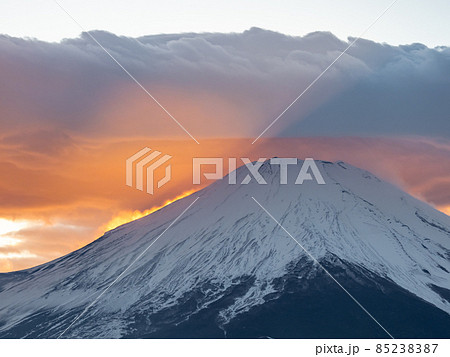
[1,31,449,273]
[101,188,197,233]
[438,205,450,216]
[0,136,449,272]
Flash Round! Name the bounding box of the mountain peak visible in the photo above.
[0,161,449,338]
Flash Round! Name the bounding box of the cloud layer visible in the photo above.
[1,28,449,272]
[1,28,449,140]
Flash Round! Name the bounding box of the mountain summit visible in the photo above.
[0,160,449,338]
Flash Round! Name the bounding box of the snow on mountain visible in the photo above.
[0,159,449,338]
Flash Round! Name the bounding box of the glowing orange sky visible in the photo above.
[1,30,450,273]
[100,188,197,233]
[1,136,449,272]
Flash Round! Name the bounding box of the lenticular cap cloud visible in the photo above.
[0,28,449,139]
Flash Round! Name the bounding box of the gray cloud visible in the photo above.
[0,28,449,140]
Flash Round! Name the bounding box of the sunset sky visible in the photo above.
[1,1,450,272]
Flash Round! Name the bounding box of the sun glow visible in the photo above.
[0,251,37,259]
[0,218,29,248]
[102,189,198,232]
[438,205,450,216]
[0,218,29,236]
[0,236,22,248]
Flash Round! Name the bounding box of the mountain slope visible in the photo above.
[0,160,449,338]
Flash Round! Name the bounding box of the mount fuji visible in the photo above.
[0,160,449,338]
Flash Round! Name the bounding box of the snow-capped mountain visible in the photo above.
[0,160,449,338]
